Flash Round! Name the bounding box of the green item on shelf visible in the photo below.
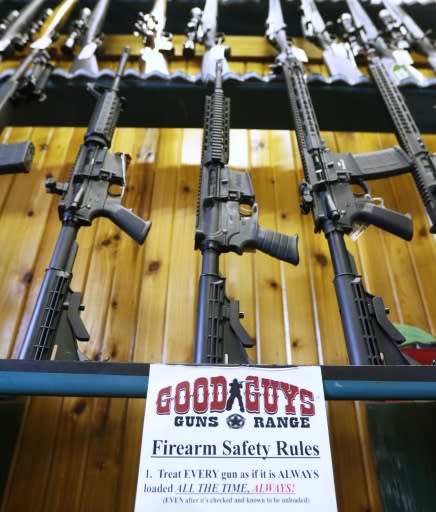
[395,324,436,346]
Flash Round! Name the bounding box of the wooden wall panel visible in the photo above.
[0,36,435,512]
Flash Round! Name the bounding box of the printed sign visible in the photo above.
[135,365,337,511]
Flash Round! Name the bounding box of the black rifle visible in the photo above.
[133,0,173,74]
[18,48,151,361]
[62,0,111,73]
[339,0,436,233]
[0,0,48,56]
[299,0,363,82]
[378,0,436,72]
[194,59,299,364]
[266,0,415,366]
[183,0,229,80]
[0,0,77,174]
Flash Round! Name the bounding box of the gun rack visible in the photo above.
[0,69,434,132]
[0,0,435,400]
[1,0,435,132]
[0,361,436,400]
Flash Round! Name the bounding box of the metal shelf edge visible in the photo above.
[0,360,435,400]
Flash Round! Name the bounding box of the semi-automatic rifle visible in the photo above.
[339,0,424,84]
[0,0,48,56]
[18,48,151,361]
[62,0,111,73]
[0,0,77,174]
[378,0,436,73]
[338,0,436,233]
[183,0,229,79]
[133,0,173,74]
[299,0,363,82]
[266,0,416,366]
[194,59,299,364]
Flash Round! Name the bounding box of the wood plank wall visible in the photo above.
[0,34,435,511]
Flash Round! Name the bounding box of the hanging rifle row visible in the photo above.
[0,0,435,367]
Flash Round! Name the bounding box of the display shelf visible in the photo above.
[1,0,435,131]
[0,0,435,402]
[0,360,435,400]
[1,68,435,131]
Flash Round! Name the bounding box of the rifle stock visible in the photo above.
[326,223,410,365]
[18,224,89,361]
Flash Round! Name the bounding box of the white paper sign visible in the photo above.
[135,365,337,511]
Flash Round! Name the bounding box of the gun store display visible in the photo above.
[0,0,434,363]
[0,0,435,507]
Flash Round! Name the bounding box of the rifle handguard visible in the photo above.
[254,228,299,265]
[85,90,122,147]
